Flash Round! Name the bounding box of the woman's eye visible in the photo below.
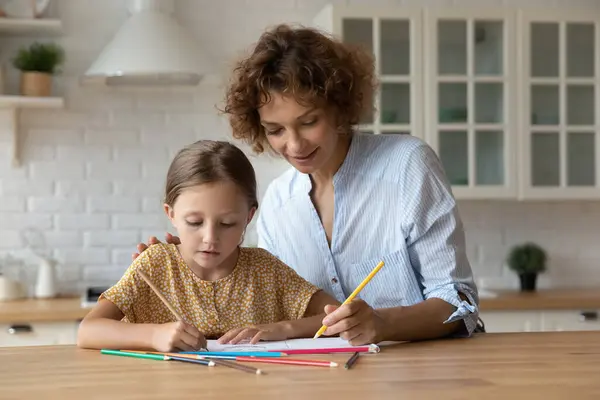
[221,222,236,227]
[302,118,317,126]
[266,128,282,135]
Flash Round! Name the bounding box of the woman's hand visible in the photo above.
[217,323,290,345]
[151,321,206,352]
[321,300,387,346]
[132,233,181,261]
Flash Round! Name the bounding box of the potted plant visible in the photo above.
[506,242,547,292]
[12,42,65,97]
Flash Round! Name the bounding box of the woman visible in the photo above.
[134,24,480,345]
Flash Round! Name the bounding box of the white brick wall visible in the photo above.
[1,0,599,294]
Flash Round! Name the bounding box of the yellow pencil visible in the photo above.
[313,260,385,339]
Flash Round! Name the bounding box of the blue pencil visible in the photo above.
[178,351,286,358]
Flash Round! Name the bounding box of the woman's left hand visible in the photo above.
[321,300,387,345]
[217,323,288,345]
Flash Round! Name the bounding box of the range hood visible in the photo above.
[82,0,211,86]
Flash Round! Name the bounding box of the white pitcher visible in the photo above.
[35,258,57,298]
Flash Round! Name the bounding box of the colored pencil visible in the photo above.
[274,346,377,355]
[344,352,360,369]
[137,270,184,321]
[201,356,337,368]
[211,358,264,375]
[179,351,286,358]
[314,260,385,339]
[137,270,208,352]
[100,349,214,367]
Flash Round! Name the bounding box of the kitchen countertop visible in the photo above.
[479,288,600,311]
[0,297,91,324]
[1,288,600,324]
[1,331,599,399]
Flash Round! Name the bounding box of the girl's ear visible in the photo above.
[246,207,257,225]
[163,204,176,228]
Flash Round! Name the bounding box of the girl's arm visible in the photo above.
[218,290,340,344]
[77,299,206,352]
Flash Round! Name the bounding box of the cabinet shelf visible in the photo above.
[0,95,65,167]
[0,18,62,35]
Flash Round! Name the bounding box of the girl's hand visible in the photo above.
[132,233,181,261]
[217,323,290,345]
[321,300,387,346]
[151,321,206,352]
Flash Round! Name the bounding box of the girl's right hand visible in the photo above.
[151,321,206,352]
[132,233,181,261]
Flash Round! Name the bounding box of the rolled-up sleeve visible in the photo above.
[400,143,479,336]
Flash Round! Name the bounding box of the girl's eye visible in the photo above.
[302,118,317,126]
[186,221,202,227]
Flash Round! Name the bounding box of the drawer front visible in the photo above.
[479,311,542,333]
[542,310,600,332]
[0,322,78,347]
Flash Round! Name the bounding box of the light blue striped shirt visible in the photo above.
[256,133,479,336]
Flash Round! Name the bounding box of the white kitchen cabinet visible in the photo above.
[541,310,600,331]
[481,309,600,333]
[424,8,518,199]
[519,11,600,200]
[480,311,542,332]
[0,321,78,347]
[313,4,424,139]
[314,4,600,200]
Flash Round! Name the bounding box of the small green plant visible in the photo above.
[507,242,547,275]
[12,42,65,74]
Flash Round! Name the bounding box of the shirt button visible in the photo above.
[331,277,338,284]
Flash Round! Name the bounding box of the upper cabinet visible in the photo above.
[314,5,423,139]
[424,9,517,199]
[314,5,600,201]
[520,11,600,199]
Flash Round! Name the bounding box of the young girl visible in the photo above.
[77,140,339,352]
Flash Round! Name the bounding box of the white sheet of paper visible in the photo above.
[206,337,370,352]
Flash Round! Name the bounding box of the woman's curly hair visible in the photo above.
[222,23,377,154]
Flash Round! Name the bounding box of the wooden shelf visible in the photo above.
[0,18,62,35]
[0,95,64,167]
[0,95,63,108]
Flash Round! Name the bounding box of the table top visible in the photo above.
[1,331,599,399]
[0,297,91,323]
[2,288,599,325]
[479,288,600,311]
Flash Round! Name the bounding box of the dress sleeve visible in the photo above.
[400,143,480,336]
[99,248,154,323]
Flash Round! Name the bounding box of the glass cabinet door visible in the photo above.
[426,11,515,198]
[523,16,599,198]
[340,12,421,138]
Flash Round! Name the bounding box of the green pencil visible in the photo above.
[101,349,167,360]
[100,349,215,367]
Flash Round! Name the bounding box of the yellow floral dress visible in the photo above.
[100,243,320,338]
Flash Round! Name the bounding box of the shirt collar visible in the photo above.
[294,133,362,194]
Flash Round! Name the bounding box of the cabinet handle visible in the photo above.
[580,311,598,322]
[7,324,33,334]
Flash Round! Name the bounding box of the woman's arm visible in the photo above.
[78,299,206,352]
[321,143,478,345]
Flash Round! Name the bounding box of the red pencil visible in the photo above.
[235,357,338,368]
[273,346,375,355]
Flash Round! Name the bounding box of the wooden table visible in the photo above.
[0,297,90,323]
[1,331,599,399]
[479,288,600,311]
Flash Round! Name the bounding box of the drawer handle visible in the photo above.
[7,324,33,334]
[580,311,598,322]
